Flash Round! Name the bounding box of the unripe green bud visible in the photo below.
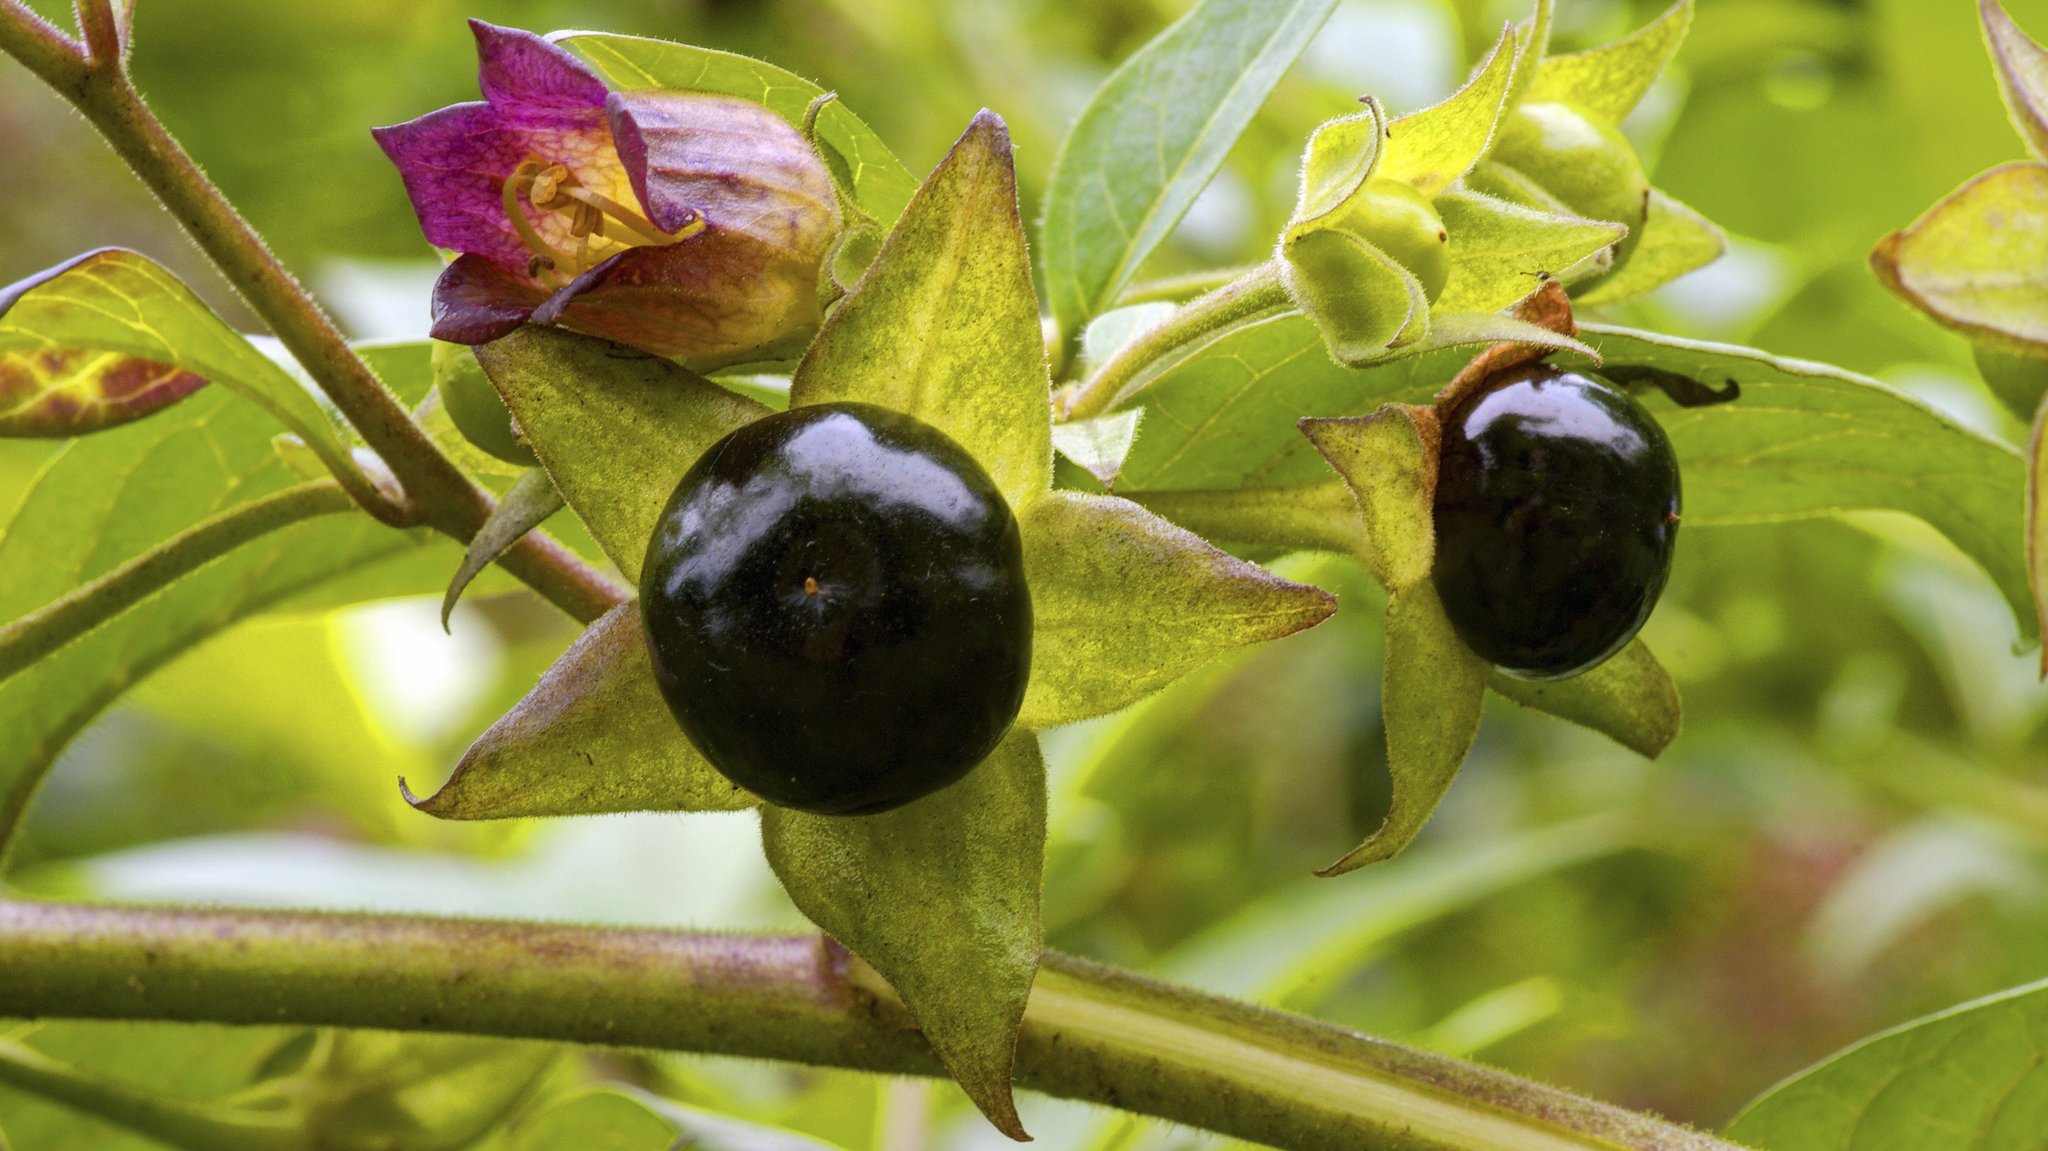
[1329,178,1451,302]
[1492,101,1651,268]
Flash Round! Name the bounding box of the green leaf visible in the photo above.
[473,326,772,584]
[1726,976,2048,1149]
[1525,0,1692,126]
[1487,639,1681,758]
[299,1033,557,1151]
[789,111,1050,511]
[1051,408,1143,489]
[1871,162,2048,356]
[1375,29,1519,197]
[511,1087,854,1151]
[1041,0,1340,349]
[1504,0,1555,109]
[1982,0,2048,162]
[1124,483,1366,560]
[1975,342,2048,421]
[559,32,917,225]
[1293,104,1387,229]
[1436,188,1625,314]
[1574,189,1727,308]
[1014,491,1337,730]
[1280,227,1429,365]
[0,387,442,857]
[762,729,1046,1140]
[441,467,565,629]
[1326,580,1488,876]
[408,603,753,819]
[0,348,205,437]
[1580,324,2036,641]
[0,250,365,492]
[1299,408,1437,591]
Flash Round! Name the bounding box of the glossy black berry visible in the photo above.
[1431,365,1680,680]
[640,402,1032,815]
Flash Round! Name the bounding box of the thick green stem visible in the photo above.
[0,480,354,685]
[0,902,1747,1151]
[0,13,624,625]
[1062,261,1292,421]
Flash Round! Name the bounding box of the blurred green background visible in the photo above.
[5,0,2048,1147]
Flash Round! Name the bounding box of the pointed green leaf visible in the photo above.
[1042,0,1341,347]
[1983,0,2048,162]
[0,386,452,858]
[1323,581,1488,876]
[0,348,205,437]
[1051,408,1144,489]
[1727,976,2048,1149]
[1015,491,1337,730]
[441,467,565,629]
[1526,0,1692,126]
[409,603,753,818]
[1436,188,1625,314]
[1871,162,2048,356]
[1281,227,1429,365]
[1294,103,1387,228]
[1125,482,1366,560]
[1488,639,1680,758]
[1504,0,1555,109]
[1581,324,2035,640]
[474,326,772,584]
[512,1087,854,1151]
[1976,342,2048,421]
[1376,29,1519,197]
[1300,408,1437,591]
[0,249,364,490]
[560,32,916,224]
[790,112,1051,511]
[1575,189,1728,308]
[1464,158,1576,216]
[762,729,1045,1140]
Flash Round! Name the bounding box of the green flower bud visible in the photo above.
[1328,178,1451,302]
[1491,101,1651,268]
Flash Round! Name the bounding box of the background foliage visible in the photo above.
[6,0,2048,1146]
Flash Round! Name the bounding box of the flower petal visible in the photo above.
[530,232,820,363]
[608,90,840,239]
[468,19,608,112]
[430,255,545,346]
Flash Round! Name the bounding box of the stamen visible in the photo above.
[558,185,695,246]
[502,161,575,282]
[500,154,707,280]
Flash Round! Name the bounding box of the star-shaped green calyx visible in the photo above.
[408,110,1335,1139]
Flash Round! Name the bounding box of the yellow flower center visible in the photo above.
[501,156,705,287]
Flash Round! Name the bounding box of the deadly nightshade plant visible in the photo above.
[375,21,843,366]
[400,111,1336,1136]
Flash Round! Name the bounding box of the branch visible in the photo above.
[0,480,354,685]
[73,0,119,70]
[0,0,83,89]
[0,901,1748,1151]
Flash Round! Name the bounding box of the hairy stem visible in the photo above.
[0,902,1747,1151]
[0,12,623,625]
[1062,261,1291,421]
[0,481,355,685]
[72,0,119,69]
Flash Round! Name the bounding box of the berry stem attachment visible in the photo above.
[1062,261,1291,422]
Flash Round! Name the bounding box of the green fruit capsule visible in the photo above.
[1491,101,1651,268]
[434,340,537,467]
[1330,178,1451,302]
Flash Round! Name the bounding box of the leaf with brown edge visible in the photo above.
[762,728,1044,1139]
[789,110,1051,512]
[1983,0,2048,162]
[474,326,772,583]
[1871,162,2048,356]
[1489,638,1681,758]
[1014,490,1337,731]
[408,603,753,819]
[1300,407,1439,593]
[0,347,206,436]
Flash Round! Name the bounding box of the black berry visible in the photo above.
[640,402,1032,814]
[1432,365,1680,680]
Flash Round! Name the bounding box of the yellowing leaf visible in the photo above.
[410,604,754,819]
[1435,188,1625,313]
[1293,103,1387,228]
[1300,408,1438,592]
[473,326,771,584]
[790,111,1051,511]
[1982,0,2048,162]
[1526,0,1692,126]
[0,347,205,437]
[1015,491,1336,730]
[1488,639,1681,758]
[1376,28,1519,197]
[1872,162,2048,356]
[762,729,1045,1139]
